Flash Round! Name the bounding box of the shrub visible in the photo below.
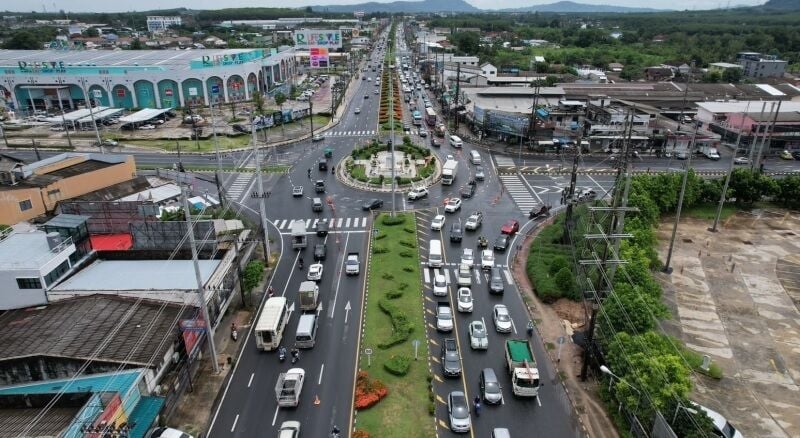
[381,215,407,226]
[397,282,409,290]
[354,370,388,410]
[402,266,414,272]
[386,290,403,299]
[382,272,394,280]
[549,256,570,276]
[377,298,413,349]
[399,239,415,248]
[375,232,387,240]
[403,226,415,234]
[554,267,580,300]
[373,246,389,254]
[384,354,413,376]
[399,250,414,258]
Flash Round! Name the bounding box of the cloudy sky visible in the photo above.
[3,0,765,13]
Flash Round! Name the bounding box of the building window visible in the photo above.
[47,189,61,200]
[16,278,42,289]
[43,259,71,287]
[19,199,32,211]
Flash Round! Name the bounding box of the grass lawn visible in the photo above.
[357,213,434,438]
[683,202,738,221]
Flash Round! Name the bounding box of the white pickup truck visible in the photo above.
[275,368,306,407]
[346,252,360,276]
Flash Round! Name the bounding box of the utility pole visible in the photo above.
[755,99,782,173]
[748,102,768,167]
[182,187,219,374]
[663,121,701,274]
[309,98,314,139]
[453,63,461,131]
[250,116,271,265]
[528,83,540,146]
[79,79,103,151]
[710,102,750,233]
[209,95,224,209]
[56,88,72,149]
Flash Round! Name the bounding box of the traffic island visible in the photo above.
[338,138,441,192]
[354,212,434,438]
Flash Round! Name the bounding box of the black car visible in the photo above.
[314,243,327,261]
[450,221,463,243]
[493,235,509,252]
[431,138,441,147]
[315,220,329,236]
[489,267,504,294]
[362,198,384,210]
[460,180,477,198]
[318,158,328,171]
[314,180,326,193]
[793,151,800,160]
[232,124,248,133]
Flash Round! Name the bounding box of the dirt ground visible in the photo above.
[512,225,619,438]
[656,209,800,438]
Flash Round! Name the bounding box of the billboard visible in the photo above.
[294,29,342,49]
[310,48,330,68]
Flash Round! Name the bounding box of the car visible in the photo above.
[433,273,448,296]
[363,94,369,99]
[457,287,473,312]
[314,180,326,193]
[460,180,477,198]
[151,119,165,125]
[675,151,689,160]
[292,186,304,197]
[493,304,513,333]
[278,421,301,438]
[481,249,495,270]
[362,198,384,210]
[464,211,483,230]
[100,139,119,147]
[424,101,432,108]
[362,75,367,80]
[431,214,445,231]
[733,156,749,165]
[577,189,597,202]
[450,221,463,242]
[313,243,327,261]
[494,234,509,252]
[431,138,441,147]
[49,125,65,131]
[315,220,329,236]
[489,267,504,294]
[480,368,504,405]
[148,427,195,438]
[491,429,510,438]
[501,219,520,235]
[474,166,485,181]
[446,154,455,161]
[312,134,324,142]
[468,320,489,350]
[780,150,794,160]
[318,158,328,171]
[374,89,379,94]
[138,124,156,130]
[460,248,474,269]
[457,263,472,287]
[441,338,462,376]
[690,402,743,438]
[444,198,462,213]
[354,108,361,114]
[793,151,800,160]
[419,129,428,138]
[447,391,471,433]
[307,263,324,281]
[407,186,429,200]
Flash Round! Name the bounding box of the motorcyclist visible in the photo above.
[268,286,275,298]
[298,257,304,270]
[527,320,535,336]
[473,396,481,416]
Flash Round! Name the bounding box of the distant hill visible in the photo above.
[499,1,666,13]
[311,0,480,13]
[761,0,800,10]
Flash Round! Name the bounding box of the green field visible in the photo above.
[356,213,434,438]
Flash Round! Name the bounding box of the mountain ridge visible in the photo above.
[310,0,668,13]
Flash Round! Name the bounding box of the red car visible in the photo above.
[501,219,520,235]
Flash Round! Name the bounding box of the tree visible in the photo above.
[702,71,721,83]
[274,92,287,135]
[599,283,668,336]
[548,256,570,276]
[775,174,800,209]
[3,31,43,49]
[554,267,579,300]
[130,38,143,50]
[252,91,265,115]
[728,168,777,205]
[85,27,100,37]
[721,67,742,83]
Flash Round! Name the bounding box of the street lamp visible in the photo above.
[600,365,642,412]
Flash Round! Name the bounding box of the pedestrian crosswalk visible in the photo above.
[499,174,541,213]
[421,266,514,288]
[226,173,253,201]
[275,217,369,233]
[325,130,377,138]
[494,155,516,167]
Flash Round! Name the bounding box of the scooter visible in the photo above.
[278,346,286,362]
[231,328,238,342]
[291,349,300,364]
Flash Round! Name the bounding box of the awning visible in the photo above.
[44,106,110,124]
[75,108,124,124]
[118,108,172,125]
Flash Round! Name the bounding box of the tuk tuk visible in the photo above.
[324,147,333,158]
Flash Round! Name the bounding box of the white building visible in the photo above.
[146,16,183,33]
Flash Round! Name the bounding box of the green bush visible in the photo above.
[554,267,580,300]
[373,246,389,254]
[242,260,265,294]
[399,239,415,248]
[381,215,407,226]
[386,290,404,299]
[402,266,413,272]
[403,226,415,234]
[399,250,414,258]
[384,354,412,376]
[375,232,388,240]
[376,298,413,349]
[397,282,409,290]
[548,256,570,276]
[382,272,395,280]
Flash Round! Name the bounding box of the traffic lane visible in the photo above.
[275,231,368,437]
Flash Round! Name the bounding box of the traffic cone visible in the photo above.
[314,395,321,405]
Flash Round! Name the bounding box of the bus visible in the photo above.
[425,108,437,127]
[412,110,422,126]
[255,296,289,351]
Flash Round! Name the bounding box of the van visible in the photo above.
[469,150,482,165]
[449,135,463,148]
[428,239,443,268]
[295,314,318,349]
[312,197,323,212]
[480,368,504,404]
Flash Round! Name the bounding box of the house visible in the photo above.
[708,62,743,75]
[644,66,674,81]
[652,34,668,43]
[608,62,624,72]
[480,63,497,78]
[736,52,787,79]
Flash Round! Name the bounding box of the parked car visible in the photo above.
[431,214,446,231]
[148,427,195,438]
[362,198,384,210]
[493,304,513,333]
[138,124,156,130]
[501,219,520,235]
[468,320,489,350]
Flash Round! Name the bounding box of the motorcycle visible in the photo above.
[529,205,552,220]
[291,349,300,364]
[278,346,287,362]
[477,236,488,248]
[231,328,238,342]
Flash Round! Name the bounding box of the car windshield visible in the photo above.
[485,381,501,394]
[435,278,446,287]
[463,252,473,261]
[459,294,470,302]
[473,326,486,337]
[497,312,509,321]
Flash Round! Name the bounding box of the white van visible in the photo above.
[295,314,318,349]
[428,239,443,268]
[449,135,463,148]
[469,150,482,165]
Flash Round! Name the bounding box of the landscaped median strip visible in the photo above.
[353,212,435,438]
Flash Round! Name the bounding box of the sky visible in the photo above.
[2,0,766,13]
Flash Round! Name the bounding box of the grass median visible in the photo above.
[357,212,434,438]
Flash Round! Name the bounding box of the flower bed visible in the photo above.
[354,370,388,410]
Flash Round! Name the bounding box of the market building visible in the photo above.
[0,47,297,114]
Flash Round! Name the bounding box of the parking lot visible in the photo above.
[657,211,800,437]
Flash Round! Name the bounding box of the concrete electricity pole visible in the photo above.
[663,121,701,274]
[250,116,271,265]
[709,102,750,233]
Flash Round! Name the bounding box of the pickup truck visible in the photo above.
[314,180,326,193]
[441,338,462,376]
[436,301,454,332]
[505,339,540,397]
[345,252,360,275]
[464,211,483,231]
[275,368,306,407]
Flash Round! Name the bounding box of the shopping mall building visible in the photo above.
[0,47,297,113]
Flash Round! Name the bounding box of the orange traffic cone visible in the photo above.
[314,395,321,405]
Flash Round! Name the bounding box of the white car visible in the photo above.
[148,427,195,438]
[433,273,448,296]
[354,108,361,114]
[307,263,324,281]
[444,198,462,213]
[408,186,429,200]
[481,250,495,270]
[733,156,749,165]
[457,288,473,313]
[138,124,156,130]
[457,263,472,287]
[468,320,489,350]
[431,214,445,231]
[446,154,455,161]
[278,421,300,438]
[460,248,474,269]
[493,304,513,333]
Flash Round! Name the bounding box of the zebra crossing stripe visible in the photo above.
[504,269,513,285]
[443,269,451,284]
[337,218,343,228]
[345,217,352,228]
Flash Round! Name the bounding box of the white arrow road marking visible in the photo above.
[344,301,352,324]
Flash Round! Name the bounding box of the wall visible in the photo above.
[0,267,48,310]
[0,186,47,224]
[40,157,137,212]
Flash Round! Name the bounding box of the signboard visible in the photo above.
[17,61,66,74]
[116,88,126,97]
[188,87,198,97]
[310,48,330,69]
[192,49,265,69]
[165,88,173,96]
[92,89,102,98]
[294,29,342,49]
[211,84,220,95]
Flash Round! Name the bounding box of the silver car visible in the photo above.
[448,391,471,433]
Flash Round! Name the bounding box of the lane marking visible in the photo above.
[231,414,239,432]
[247,373,254,388]
[330,232,351,319]
[319,363,325,385]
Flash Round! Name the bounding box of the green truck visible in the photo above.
[505,339,540,397]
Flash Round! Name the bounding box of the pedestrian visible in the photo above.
[307,168,312,179]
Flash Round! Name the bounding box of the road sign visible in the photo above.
[364,348,373,367]
[412,339,421,360]
[211,85,220,95]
